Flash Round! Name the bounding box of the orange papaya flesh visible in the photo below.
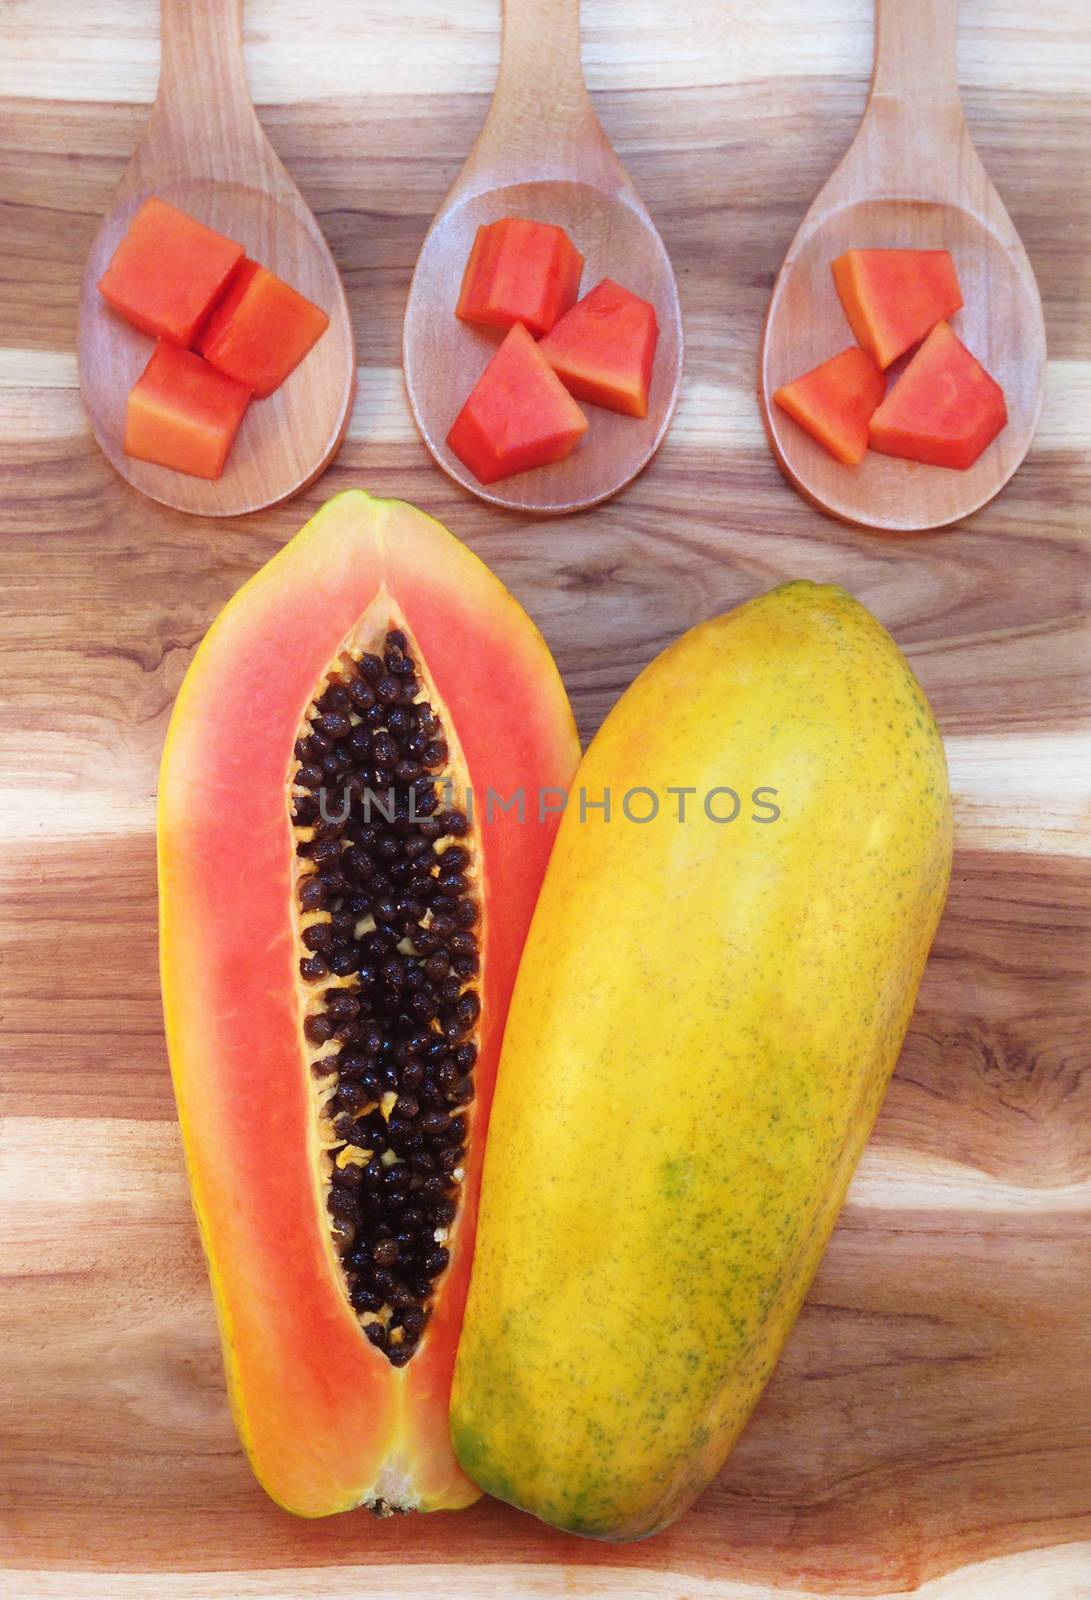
[773,344,886,465]
[99,196,245,346]
[538,278,659,419]
[197,258,330,398]
[831,248,963,370]
[158,489,579,1517]
[124,340,251,479]
[869,320,1008,470]
[455,218,584,338]
[447,323,589,484]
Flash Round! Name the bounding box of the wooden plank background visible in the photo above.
[1,1,1089,1595]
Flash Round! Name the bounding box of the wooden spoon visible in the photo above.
[759,0,1046,532]
[403,0,683,516]
[77,0,355,518]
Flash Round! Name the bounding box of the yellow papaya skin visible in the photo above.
[450,581,953,1541]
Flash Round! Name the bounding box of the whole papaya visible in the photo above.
[450,581,952,1540]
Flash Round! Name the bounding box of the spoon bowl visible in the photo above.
[404,0,683,516]
[77,0,355,518]
[759,0,1046,532]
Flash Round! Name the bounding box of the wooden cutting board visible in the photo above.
[1,2,1089,1595]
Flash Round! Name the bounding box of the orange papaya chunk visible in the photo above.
[158,490,580,1516]
[773,344,886,465]
[869,321,1008,470]
[831,248,963,370]
[455,217,584,337]
[538,278,659,419]
[197,258,330,397]
[447,322,589,484]
[99,197,245,345]
[124,340,251,479]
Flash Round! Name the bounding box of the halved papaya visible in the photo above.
[158,490,579,1517]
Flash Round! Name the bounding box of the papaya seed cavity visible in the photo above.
[290,627,480,1366]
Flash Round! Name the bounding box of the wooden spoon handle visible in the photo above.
[154,0,263,173]
[459,0,625,194]
[857,0,969,191]
[871,0,961,107]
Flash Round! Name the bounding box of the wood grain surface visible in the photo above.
[1,1,1089,1596]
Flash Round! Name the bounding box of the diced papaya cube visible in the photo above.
[832,248,963,369]
[773,345,886,466]
[447,322,589,484]
[455,218,584,338]
[124,340,252,479]
[196,259,330,397]
[99,197,244,346]
[868,321,1007,471]
[537,279,659,419]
